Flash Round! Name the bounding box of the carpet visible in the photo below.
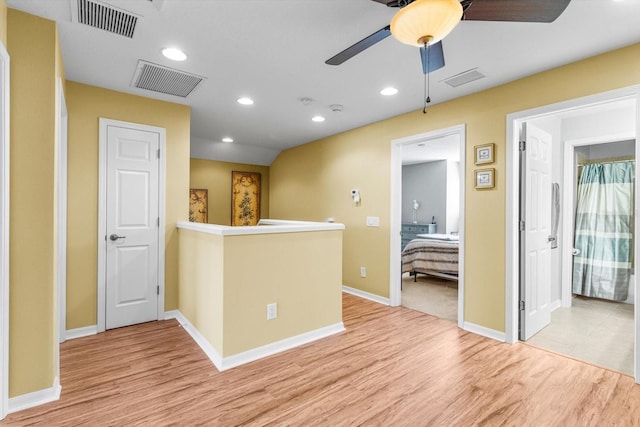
[401,273,458,323]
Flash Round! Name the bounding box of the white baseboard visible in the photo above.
[550,299,562,312]
[342,285,390,306]
[221,322,345,371]
[463,322,506,342]
[166,310,344,372]
[8,376,60,414]
[165,310,224,369]
[65,325,97,340]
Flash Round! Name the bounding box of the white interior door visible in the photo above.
[105,123,159,330]
[520,122,553,340]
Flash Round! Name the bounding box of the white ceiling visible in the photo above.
[7,0,640,166]
[402,133,461,165]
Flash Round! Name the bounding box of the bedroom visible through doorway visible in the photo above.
[389,124,466,328]
[400,135,461,322]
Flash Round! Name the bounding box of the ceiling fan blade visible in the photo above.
[325,25,391,66]
[420,41,445,74]
[464,0,571,23]
[371,0,402,6]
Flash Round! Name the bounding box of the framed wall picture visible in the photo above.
[231,171,261,226]
[475,143,495,165]
[475,168,495,189]
[189,189,208,223]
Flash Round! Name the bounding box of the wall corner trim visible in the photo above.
[463,322,506,342]
[8,376,61,414]
[165,310,345,372]
[164,310,223,369]
[342,285,390,306]
[65,325,98,341]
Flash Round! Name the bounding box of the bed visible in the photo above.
[401,234,459,281]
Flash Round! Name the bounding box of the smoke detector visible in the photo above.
[299,97,314,106]
[330,104,344,112]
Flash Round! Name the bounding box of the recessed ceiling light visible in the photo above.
[222,137,234,143]
[237,97,254,105]
[312,116,325,122]
[380,87,398,96]
[161,47,187,61]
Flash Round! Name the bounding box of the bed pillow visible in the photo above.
[416,233,459,241]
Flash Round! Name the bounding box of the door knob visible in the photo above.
[109,234,126,241]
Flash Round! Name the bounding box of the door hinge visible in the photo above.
[519,301,525,311]
[157,148,160,159]
[157,285,160,296]
[519,140,526,151]
[157,217,160,227]
[519,220,525,232]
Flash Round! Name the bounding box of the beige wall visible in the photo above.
[222,231,342,355]
[271,42,640,333]
[66,82,190,329]
[178,228,343,358]
[190,158,270,225]
[178,229,224,351]
[0,0,6,45]
[7,9,60,397]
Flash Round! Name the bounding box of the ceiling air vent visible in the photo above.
[131,60,205,98]
[443,68,486,88]
[75,0,138,38]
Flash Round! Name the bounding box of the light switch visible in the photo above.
[366,216,380,227]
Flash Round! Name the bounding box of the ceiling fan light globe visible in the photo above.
[390,0,462,46]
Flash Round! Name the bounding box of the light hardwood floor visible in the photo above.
[4,293,640,426]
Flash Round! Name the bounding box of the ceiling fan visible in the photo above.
[326,0,572,75]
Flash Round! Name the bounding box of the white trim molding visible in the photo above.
[505,85,640,385]
[165,310,345,372]
[0,40,10,421]
[177,219,344,236]
[97,119,167,332]
[65,325,98,340]
[342,285,390,306]
[463,322,506,342]
[57,79,68,345]
[389,124,466,330]
[8,377,61,415]
[506,85,640,344]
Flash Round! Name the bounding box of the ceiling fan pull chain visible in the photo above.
[423,41,431,114]
[423,68,427,114]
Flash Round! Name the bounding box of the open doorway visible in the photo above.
[400,135,461,322]
[389,124,466,329]
[528,137,635,375]
[506,87,640,382]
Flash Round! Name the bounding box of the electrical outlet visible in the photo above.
[360,267,366,278]
[366,216,380,227]
[267,303,277,320]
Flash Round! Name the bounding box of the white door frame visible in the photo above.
[506,85,640,383]
[390,124,466,329]
[53,78,68,394]
[97,118,166,333]
[57,79,68,348]
[561,132,636,308]
[0,41,10,421]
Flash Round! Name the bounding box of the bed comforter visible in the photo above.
[401,238,459,276]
